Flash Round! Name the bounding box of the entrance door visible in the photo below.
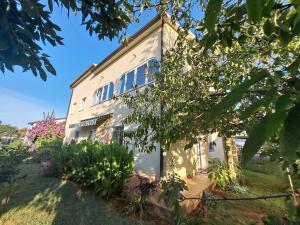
[196,139,209,172]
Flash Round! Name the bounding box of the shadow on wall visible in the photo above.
[163,140,197,179]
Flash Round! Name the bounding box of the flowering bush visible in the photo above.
[26,116,65,151]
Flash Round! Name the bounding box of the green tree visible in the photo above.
[0,123,18,138]
[123,0,300,166]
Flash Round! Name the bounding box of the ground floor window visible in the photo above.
[112,126,124,145]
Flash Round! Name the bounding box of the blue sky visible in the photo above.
[0,5,156,128]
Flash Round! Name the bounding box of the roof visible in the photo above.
[70,14,165,89]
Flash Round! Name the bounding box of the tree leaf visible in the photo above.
[280,102,300,160]
[207,69,270,123]
[246,0,262,24]
[240,88,276,120]
[263,19,275,36]
[204,0,223,32]
[242,110,287,164]
[262,0,275,18]
[45,62,56,75]
[48,0,53,12]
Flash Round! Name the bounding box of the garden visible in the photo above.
[0,115,300,225]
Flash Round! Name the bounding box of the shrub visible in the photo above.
[208,159,239,191]
[0,139,28,184]
[159,171,187,225]
[44,140,134,198]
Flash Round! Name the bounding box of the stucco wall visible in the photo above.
[163,140,198,179]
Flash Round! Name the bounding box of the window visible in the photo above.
[125,71,135,91]
[147,59,159,83]
[93,88,102,105]
[108,82,114,99]
[136,64,146,86]
[112,126,124,145]
[116,58,159,95]
[118,74,125,95]
[209,141,216,152]
[79,98,86,111]
[101,84,108,101]
[75,130,80,139]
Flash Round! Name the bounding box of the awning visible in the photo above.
[69,113,112,129]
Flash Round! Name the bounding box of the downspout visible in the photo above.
[159,14,165,179]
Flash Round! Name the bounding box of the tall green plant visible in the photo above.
[45,140,134,198]
[208,160,238,191]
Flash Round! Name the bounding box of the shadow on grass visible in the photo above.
[0,162,142,225]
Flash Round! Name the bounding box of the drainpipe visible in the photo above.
[159,14,165,179]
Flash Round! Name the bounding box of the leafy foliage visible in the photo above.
[0,139,28,184]
[0,123,18,138]
[124,0,300,167]
[262,199,300,225]
[43,139,134,198]
[159,170,187,225]
[0,0,138,80]
[208,159,238,191]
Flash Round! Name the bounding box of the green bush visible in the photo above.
[44,140,134,198]
[0,139,28,183]
[208,159,238,191]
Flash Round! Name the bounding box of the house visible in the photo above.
[64,14,226,181]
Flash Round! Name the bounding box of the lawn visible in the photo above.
[0,162,146,225]
[191,161,297,225]
[0,160,297,225]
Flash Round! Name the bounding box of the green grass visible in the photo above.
[191,161,295,225]
[0,162,145,225]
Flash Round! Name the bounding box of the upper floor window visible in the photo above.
[92,82,115,106]
[93,88,102,105]
[79,98,86,111]
[102,85,108,101]
[108,82,114,99]
[118,74,125,95]
[117,58,160,95]
[136,64,146,87]
[125,70,135,91]
[147,58,159,83]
